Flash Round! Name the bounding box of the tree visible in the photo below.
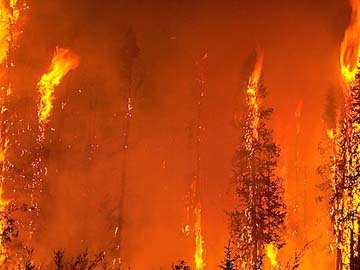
[114,27,141,263]
[329,71,360,270]
[172,260,191,270]
[219,241,237,270]
[228,55,286,270]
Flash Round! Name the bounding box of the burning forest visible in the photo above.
[0,0,358,270]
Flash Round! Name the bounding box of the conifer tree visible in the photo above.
[228,55,286,270]
[114,27,141,265]
[219,241,237,270]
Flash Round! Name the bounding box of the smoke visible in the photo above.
[5,0,353,269]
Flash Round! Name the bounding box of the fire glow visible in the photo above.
[37,48,80,128]
[0,1,357,270]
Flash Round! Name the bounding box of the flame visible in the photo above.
[246,51,263,142]
[265,243,278,270]
[0,1,12,65]
[326,128,334,140]
[248,50,263,87]
[37,47,80,126]
[332,2,360,269]
[0,0,21,67]
[194,207,204,270]
[340,0,360,84]
[0,1,25,266]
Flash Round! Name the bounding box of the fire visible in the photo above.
[37,47,80,126]
[340,0,360,84]
[331,1,360,268]
[265,243,278,270]
[326,128,334,140]
[0,1,26,266]
[194,207,204,270]
[246,51,263,142]
[0,0,21,67]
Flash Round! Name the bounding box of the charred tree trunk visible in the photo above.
[114,28,140,265]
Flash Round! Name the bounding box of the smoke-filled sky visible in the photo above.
[7,0,353,269]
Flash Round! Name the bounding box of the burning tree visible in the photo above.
[228,52,286,270]
[328,70,360,270]
[324,0,360,269]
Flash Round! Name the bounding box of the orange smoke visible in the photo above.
[37,47,80,126]
[340,0,360,85]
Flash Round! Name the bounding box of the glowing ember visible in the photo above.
[37,47,80,127]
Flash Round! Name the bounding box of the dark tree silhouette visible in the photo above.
[219,241,237,270]
[172,260,191,270]
[115,27,141,263]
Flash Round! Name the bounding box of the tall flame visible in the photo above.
[194,207,204,270]
[265,243,278,270]
[37,47,80,126]
[246,50,263,142]
[340,0,360,85]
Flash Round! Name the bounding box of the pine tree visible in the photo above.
[228,57,286,270]
[114,27,141,263]
[219,241,237,270]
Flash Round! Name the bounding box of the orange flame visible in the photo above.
[340,0,360,84]
[246,51,263,140]
[0,0,21,66]
[37,48,80,125]
[248,50,263,87]
[194,207,204,270]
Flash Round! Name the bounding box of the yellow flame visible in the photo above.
[248,50,263,87]
[0,0,21,67]
[326,128,334,140]
[0,1,11,65]
[340,0,360,84]
[265,243,278,270]
[194,207,204,270]
[37,47,80,125]
[246,51,263,141]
